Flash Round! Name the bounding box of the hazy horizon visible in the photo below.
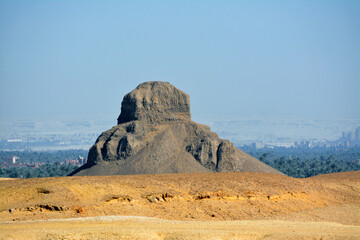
[1,0,359,120]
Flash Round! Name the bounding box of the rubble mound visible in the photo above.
[70,81,282,176]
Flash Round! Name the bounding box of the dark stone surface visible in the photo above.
[117,81,191,124]
[70,82,282,176]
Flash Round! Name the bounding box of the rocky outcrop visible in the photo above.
[70,81,282,176]
[117,81,191,124]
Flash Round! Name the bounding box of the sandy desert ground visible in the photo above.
[0,171,359,239]
[2,216,359,240]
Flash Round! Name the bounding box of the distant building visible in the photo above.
[0,156,27,168]
[26,162,45,168]
[26,163,37,168]
[65,159,79,165]
[64,157,87,166]
[294,141,311,148]
[3,156,19,164]
[329,127,360,147]
[78,156,87,165]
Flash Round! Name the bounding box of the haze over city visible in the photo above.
[1,0,359,119]
[0,0,359,151]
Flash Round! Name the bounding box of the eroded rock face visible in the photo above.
[117,81,191,124]
[70,81,282,176]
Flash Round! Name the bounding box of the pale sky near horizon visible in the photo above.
[0,0,359,120]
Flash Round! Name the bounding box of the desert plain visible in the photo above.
[0,171,359,239]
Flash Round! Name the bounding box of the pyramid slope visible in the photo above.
[71,82,282,176]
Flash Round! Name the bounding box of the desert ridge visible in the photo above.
[1,171,358,225]
[1,171,359,239]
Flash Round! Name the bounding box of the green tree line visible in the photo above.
[0,149,88,164]
[241,146,360,178]
[1,147,359,179]
[0,163,78,178]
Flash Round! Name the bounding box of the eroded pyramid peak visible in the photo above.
[117,81,191,124]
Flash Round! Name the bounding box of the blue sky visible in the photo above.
[0,0,359,120]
